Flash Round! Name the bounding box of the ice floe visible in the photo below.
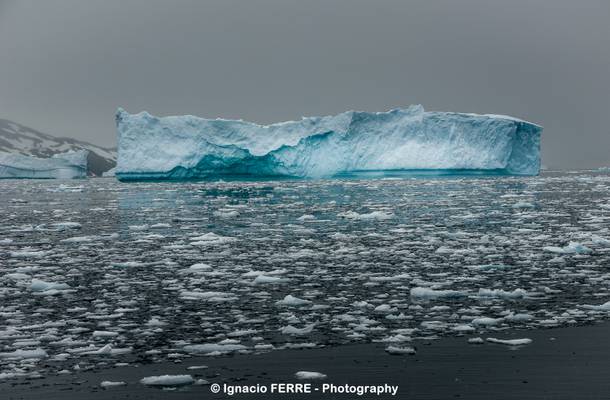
[295,371,327,380]
[140,374,194,386]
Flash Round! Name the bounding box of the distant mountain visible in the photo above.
[0,118,116,176]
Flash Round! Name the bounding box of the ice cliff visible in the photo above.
[0,150,89,179]
[115,105,541,180]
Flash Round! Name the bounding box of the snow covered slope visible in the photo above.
[0,119,116,176]
[116,105,542,180]
[0,150,88,179]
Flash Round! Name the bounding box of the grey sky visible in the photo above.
[0,0,608,168]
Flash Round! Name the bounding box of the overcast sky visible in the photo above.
[0,0,609,168]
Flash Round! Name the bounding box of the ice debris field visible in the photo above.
[0,171,609,382]
[115,105,541,180]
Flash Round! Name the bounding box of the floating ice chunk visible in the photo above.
[140,375,194,386]
[30,279,70,292]
[591,236,610,246]
[295,371,327,380]
[186,365,208,370]
[150,223,171,229]
[187,263,212,272]
[543,242,592,254]
[10,249,51,258]
[505,313,534,322]
[112,261,144,268]
[180,290,237,302]
[276,295,312,307]
[128,224,149,231]
[410,287,467,299]
[0,372,27,380]
[190,232,236,246]
[253,275,285,284]
[512,202,535,209]
[452,324,475,333]
[227,329,259,337]
[338,211,394,220]
[183,343,246,355]
[100,380,126,388]
[583,301,610,311]
[385,345,416,355]
[51,221,82,230]
[472,317,503,326]
[281,323,316,335]
[468,337,485,344]
[6,273,30,281]
[213,210,240,219]
[146,317,166,327]
[477,288,527,299]
[92,331,120,338]
[369,274,410,282]
[374,304,397,313]
[0,348,48,359]
[82,343,113,355]
[486,337,532,346]
[379,333,412,342]
[61,235,97,243]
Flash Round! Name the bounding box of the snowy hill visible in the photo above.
[0,118,116,176]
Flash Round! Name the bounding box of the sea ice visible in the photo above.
[276,295,312,307]
[385,345,416,355]
[30,279,70,292]
[281,324,316,335]
[183,343,247,355]
[295,371,327,380]
[543,242,592,254]
[486,337,532,346]
[410,287,466,299]
[0,348,48,359]
[140,375,194,386]
[100,380,126,388]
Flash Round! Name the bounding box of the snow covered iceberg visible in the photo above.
[0,150,88,179]
[115,105,541,180]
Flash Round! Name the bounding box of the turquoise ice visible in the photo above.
[115,105,541,180]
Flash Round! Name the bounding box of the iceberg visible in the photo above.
[115,105,541,181]
[0,150,88,179]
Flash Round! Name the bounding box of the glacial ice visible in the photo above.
[115,105,541,180]
[0,150,88,179]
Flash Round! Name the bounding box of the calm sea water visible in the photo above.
[1,172,609,377]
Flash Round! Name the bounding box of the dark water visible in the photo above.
[0,172,609,379]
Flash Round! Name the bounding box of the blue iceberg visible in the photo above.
[115,105,541,181]
[0,150,88,179]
